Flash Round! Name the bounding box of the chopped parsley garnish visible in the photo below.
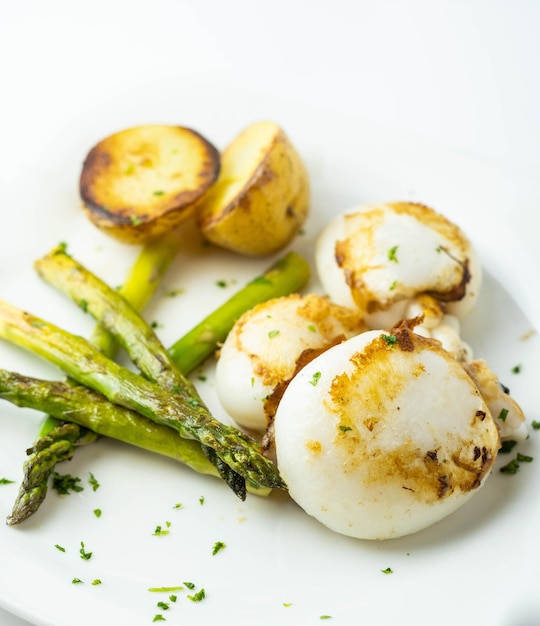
[152,615,166,622]
[517,452,533,463]
[55,544,66,552]
[183,582,195,590]
[153,524,171,536]
[79,299,88,312]
[388,245,399,263]
[165,287,185,298]
[148,586,184,593]
[197,375,207,382]
[212,541,226,555]
[92,579,102,586]
[283,603,293,607]
[52,472,83,495]
[89,472,100,491]
[339,425,352,432]
[216,280,227,288]
[72,578,83,584]
[93,508,102,518]
[153,190,165,196]
[532,421,540,430]
[497,408,509,423]
[79,541,93,560]
[169,595,177,603]
[173,503,183,509]
[199,496,205,505]
[54,242,71,256]
[187,589,206,602]
[499,440,518,454]
[157,601,170,610]
[382,333,397,346]
[130,215,142,226]
[320,616,332,620]
[389,279,398,291]
[307,324,317,333]
[511,364,522,374]
[268,329,280,338]
[500,458,521,474]
[309,371,322,386]
[0,478,14,485]
[381,567,393,574]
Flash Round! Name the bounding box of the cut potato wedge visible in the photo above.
[79,125,220,244]
[196,121,310,256]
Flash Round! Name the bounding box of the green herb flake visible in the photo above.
[173,503,182,509]
[382,333,398,346]
[89,472,100,491]
[157,601,170,611]
[268,329,280,338]
[389,279,398,291]
[79,541,93,560]
[153,525,170,536]
[93,508,102,518]
[511,364,522,374]
[165,287,185,298]
[212,541,226,555]
[148,586,184,593]
[517,452,533,463]
[130,215,142,226]
[124,163,135,175]
[532,420,540,430]
[53,241,72,256]
[499,440,518,454]
[307,324,317,333]
[320,616,333,620]
[497,408,509,423]
[0,478,15,485]
[152,615,166,622]
[283,603,293,607]
[79,299,88,312]
[153,190,165,196]
[72,578,83,584]
[92,579,102,586]
[500,458,521,474]
[339,424,352,432]
[197,375,207,382]
[169,595,177,603]
[199,496,205,505]
[381,567,393,574]
[55,544,66,552]
[52,472,83,495]
[187,588,206,602]
[216,279,227,288]
[309,371,322,387]
[183,582,195,590]
[388,245,399,263]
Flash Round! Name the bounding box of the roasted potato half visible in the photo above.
[196,121,310,256]
[79,125,220,244]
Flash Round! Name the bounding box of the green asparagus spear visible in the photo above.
[10,230,184,523]
[0,299,285,490]
[0,369,224,478]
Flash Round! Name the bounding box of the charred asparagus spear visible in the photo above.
[0,300,285,491]
[9,230,184,523]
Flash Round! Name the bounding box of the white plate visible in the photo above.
[1,75,539,626]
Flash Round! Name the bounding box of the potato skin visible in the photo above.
[196,122,310,256]
[79,125,220,244]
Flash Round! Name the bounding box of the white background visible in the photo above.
[1,1,539,624]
